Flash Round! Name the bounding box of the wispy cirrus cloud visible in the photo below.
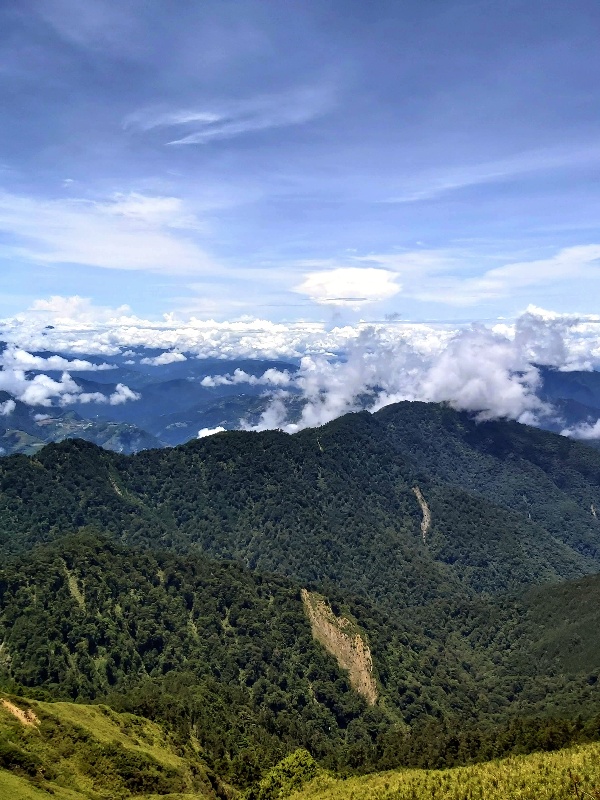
[348,244,600,306]
[0,191,218,274]
[406,245,600,306]
[383,143,600,204]
[125,84,335,145]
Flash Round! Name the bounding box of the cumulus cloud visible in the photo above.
[294,267,401,307]
[0,338,139,408]
[0,370,81,407]
[198,426,226,438]
[0,399,16,416]
[2,298,600,436]
[108,383,140,405]
[0,345,112,372]
[0,365,139,408]
[140,351,187,366]
[561,419,600,440]
[241,314,588,433]
[200,367,292,387]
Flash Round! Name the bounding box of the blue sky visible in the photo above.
[1,0,599,324]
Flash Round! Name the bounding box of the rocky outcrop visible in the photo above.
[301,589,378,705]
[413,485,431,543]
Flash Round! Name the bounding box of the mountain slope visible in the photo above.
[1,402,600,608]
[0,692,226,799]
[288,742,600,800]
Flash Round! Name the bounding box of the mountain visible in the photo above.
[0,356,298,454]
[2,534,600,780]
[3,348,600,457]
[2,402,600,793]
[0,393,162,456]
[2,402,600,604]
[539,365,600,411]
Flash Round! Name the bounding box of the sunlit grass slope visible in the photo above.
[288,742,600,800]
[0,694,222,799]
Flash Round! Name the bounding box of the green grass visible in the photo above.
[0,694,220,799]
[288,741,600,800]
[0,769,85,800]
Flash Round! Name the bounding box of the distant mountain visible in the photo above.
[0,393,161,456]
[2,401,599,603]
[0,355,299,455]
[539,365,600,410]
[3,345,600,456]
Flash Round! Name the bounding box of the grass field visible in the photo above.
[0,693,220,799]
[288,742,600,800]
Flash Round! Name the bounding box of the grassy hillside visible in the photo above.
[0,693,226,799]
[287,742,600,800]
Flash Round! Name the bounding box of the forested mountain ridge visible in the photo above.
[3,402,600,793]
[1,402,600,608]
[2,533,600,786]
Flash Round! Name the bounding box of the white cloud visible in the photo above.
[561,419,600,440]
[241,309,600,434]
[3,298,600,437]
[127,85,334,145]
[0,361,139,408]
[109,384,140,405]
[0,370,80,407]
[294,267,401,307]
[198,426,226,438]
[0,399,16,416]
[0,345,113,372]
[416,327,545,421]
[200,367,292,387]
[28,295,133,324]
[0,191,217,274]
[4,296,600,370]
[358,244,600,307]
[140,352,187,366]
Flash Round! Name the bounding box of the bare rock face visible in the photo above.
[301,589,378,705]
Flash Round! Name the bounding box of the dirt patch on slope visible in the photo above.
[413,486,431,543]
[1,699,39,727]
[301,589,378,704]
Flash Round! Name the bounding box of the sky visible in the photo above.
[1,0,600,326]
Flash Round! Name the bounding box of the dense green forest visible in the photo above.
[1,403,600,607]
[1,402,600,795]
[2,533,600,787]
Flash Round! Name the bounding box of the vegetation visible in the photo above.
[287,741,600,800]
[1,402,600,794]
[2,403,600,610]
[2,533,600,788]
[0,692,226,798]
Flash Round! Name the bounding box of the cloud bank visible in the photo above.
[0,343,139,408]
[2,298,600,438]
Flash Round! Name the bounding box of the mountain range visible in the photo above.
[2,400,600,796]
[2,344,600,456]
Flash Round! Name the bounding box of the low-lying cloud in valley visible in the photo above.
[1,298,600,440]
